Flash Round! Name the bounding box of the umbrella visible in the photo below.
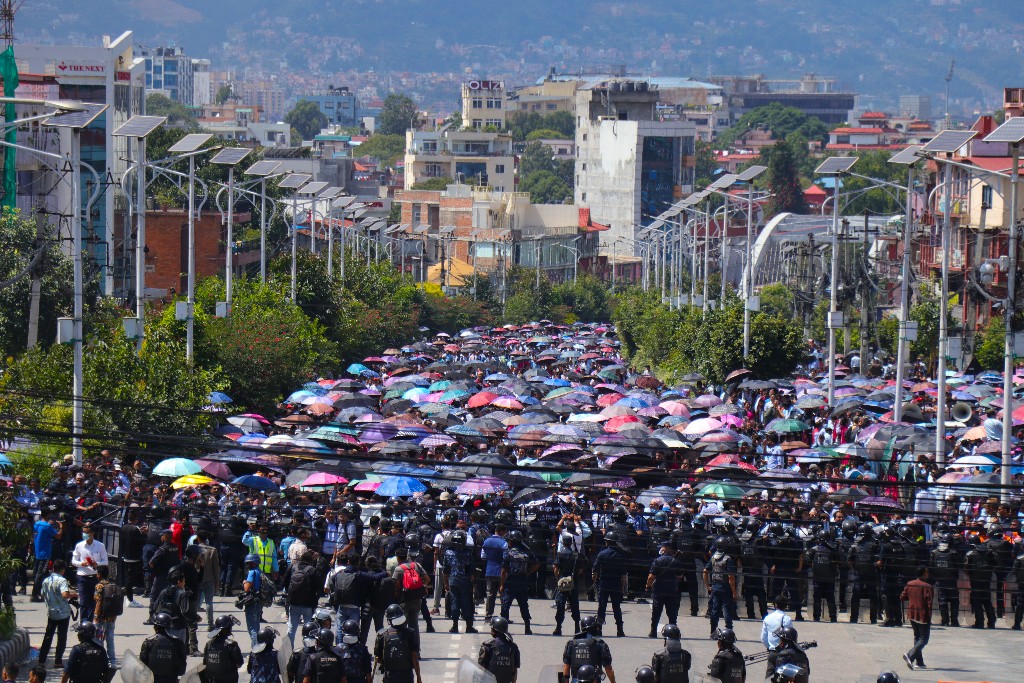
[153,458,202,477]
[828,487,868,501]
[948,454,999,469]
[693,394,723,407]
[0,453,12,472]
[681,417,723,435]
[636,485,683,507]
[227,416,267,433]
[298,472,349,488]
[375,476,427,497]
[695,482,747,500]
[231,475,280,492]
[208,391,232,405]
[512,487,551,505]
[171,474,216,489]
[855,496,904,511]
[455,476,508,496]
[766,418,811,433]
[194,459,234,480]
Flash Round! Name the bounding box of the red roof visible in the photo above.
[826,143,904,151]
[831,127,884,135]
[578,207,609,232]
[860,112,887,119]
[804,184,828,197]
[965,156,1013,172]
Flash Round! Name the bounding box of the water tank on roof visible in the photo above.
[637,81,648,92]
[623,81,635,92]
[610,82,621,92]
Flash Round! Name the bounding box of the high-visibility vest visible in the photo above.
[252,536,275,574]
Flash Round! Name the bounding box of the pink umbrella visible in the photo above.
[694,394,723,407]
[596,393,625,407]
[467,391,499,408]
[718,414,743,428]
[419,434,457,448]
[659,400,691,417]
[455,476,509,495]
[699,429,743,443]
[638,406,668,418]
[605,415,641,432]
[681,417,723,435]
[491,396,523,410]
[354,480,382,492]
[299,472,349,488]
[194,459,233,480]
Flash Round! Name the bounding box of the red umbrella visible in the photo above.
[705,453,759,472]
[605,415,641,432]
[467,391,499,409]
[597,392,625,407]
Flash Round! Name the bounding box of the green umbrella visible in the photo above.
[766,418,812,433]
[696,482,747,500]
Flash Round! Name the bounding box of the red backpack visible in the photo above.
[400,562,424,592]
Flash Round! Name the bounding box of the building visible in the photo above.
[404,128,515,192]
[899,95,932,121]
[573,79,697,246]
[238,77,287,122]
[15,31,147,296]
[461,80,507,130]
[192,59,211,107]
[709,73,856,126]
[302,86,359,128]
[137,45,195,105]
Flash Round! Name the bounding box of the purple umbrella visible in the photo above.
[455,476,509,496]
[694,394,723,407]
[855,496,904,511]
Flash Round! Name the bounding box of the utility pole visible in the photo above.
[860,210,871,370]
[26,210,43,348]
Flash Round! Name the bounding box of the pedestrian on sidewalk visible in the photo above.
[900,566,934,671]
[39,560,78,669]
[71,524,107,623]
[92,565,122,666]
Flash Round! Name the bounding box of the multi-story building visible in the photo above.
[709,73,856,126]
[461,80,507,130]
[404,128,515,192]
[238,77,286,121]
[15,31,146,296]
[573,80,697,247]
[192,58,211,108]
[137,45,195,106]
[899,95,932,122]
[303,87,359,127]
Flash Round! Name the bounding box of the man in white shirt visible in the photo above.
[71,523,108,623]
[761,595,794,650]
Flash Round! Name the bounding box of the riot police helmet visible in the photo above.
[877,671,901,683]
[507,529,524,545]
[841,518,858,536]
[653,512,668,525]
[661,623,681,640]
[405,532,421,547]
[489,616,509,634]
[78,621,97,641]
[341,620,360,644]
[856,523,874,538]
[301,621,319,639]
[449,530,468,547]
[472,509,490,524]
[152,612,173,629]
[580,615,600,634]
[313,607,333,627]
[576,665,599,682]
[774,625,798,644]
[315,627,334,647]
[612,506,629,523]
[385,603,407,626]
[494,508,515,526]
[635,666,656,683]
[712,627,736,644]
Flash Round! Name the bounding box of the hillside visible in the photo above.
[18,0,1024,111]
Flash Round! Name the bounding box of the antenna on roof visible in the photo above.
[943,59,955,129]
[0,0,21,48]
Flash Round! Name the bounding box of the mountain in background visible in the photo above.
[19,0,1024,113]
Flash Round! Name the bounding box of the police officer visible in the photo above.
[1012,543,1024,630]
[561,616,616,683]
[848,524,879,624]
[984,523,1012,619]
[877,527,905,627]
[836,517,858,612]
[929,533,961,627]
[670,512,701,618]
[373,604,422,683]
[964,535,996,629]
[63,622,111,683]
[738,519,769,620]
[338,620,373,683]
[703,540,737,637]
[768,527,804,623]
[140,613,188,683]
[765,626,809,683]
[301,628,343,683]
[500,530,538,635]
[442,530,478,634]
[477,616,520,683]
[248,627,282,683]
[287,623,320,683]
[203,615,244,683]
[649,624,690,683]
[707,627,745,683]
[805,529,839,622]
[593,532,628,637]
[635,666,655,683]
[877,672,900,683]
[553,525,583,636]
[645,541,684,638]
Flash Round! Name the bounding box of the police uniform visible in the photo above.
[140,631,188,683]
[739,535,769,619]
[64,637,111,683]
[592,544,628,634]
[707,645,745,683]
[650,643,691,683]
[964,542,996,628]
[301,644,344,683]
[647,549,684,634]
[848,537,879,623]
[443,545,475,627]
[477,634,520,683]
[705,552,737,633]
[561,633,612,682]
[287,643,317,683]
[202,634,244,683]
[806,541,838,622]
[1011,550,1024,629]
[670,521,702,617]
[373,625,420,683]
[929,542,961,626]
[338,640,373,683]
[766,643,810,683]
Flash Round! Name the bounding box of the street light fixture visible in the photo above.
[708,173,739,303]
[243,159,283,282]
[210,147,252,317]
[815,156,859,407]
[278,173,311,303]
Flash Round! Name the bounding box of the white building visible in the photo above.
[461,80,507,130]
[404,128,515,192]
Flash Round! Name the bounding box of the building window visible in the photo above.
[582,163,586,171]
[472,97,483,108]
[581,192,587,202]
[412,204,421,224]
[532,104,541,111]
[546,103,556,110]
[486,97,502,109]
[982,184,994,208]
[520,103,528,110]
[582,133,587,141]
[472,119,483,129]
[495,164,505,174]
[485,119,502,128]
[425,163,445,177]
[493,186,503,192]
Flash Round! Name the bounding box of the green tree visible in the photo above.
[520,170,571,204]
[837,150,906,215]
[695,139,718,188]
[377,93,419,136]
[519,141,573,201]
[552,274,611,322]
[215,84,234,104]
[762,139,807,217]
[285,100,328,140]
[412,177,454,191]
[974,317,1005,370]
[506,110,574,141]
[525,128,566,141]
[719,102,831,148]
[355,133,406,168]
[757,282,795,318]
[145,93,198,130]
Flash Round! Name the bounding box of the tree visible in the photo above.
[215,84,234,104]
[377,93,419,136]
[519,170,571,204]
[762,139,807,217]
[973,317,1004,370]
[525,128,566,141]
[506,111,574,141]
[412,177,454,191]
[758,282,795,318]
[519,141,573,201]
[694,139,718,187]
[718,102,831,148]
[285,100,328,140]
[145,93,198,130]
[355,133,406,168]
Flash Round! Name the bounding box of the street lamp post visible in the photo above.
[278,174,312,303]
[209,148,252,316]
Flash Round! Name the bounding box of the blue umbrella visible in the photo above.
[285,390,316,404]
[153,458,203,477]
[0,453,12,472]
[347,363,371,376]
[376,463,437,477]
[375,476,427,497]
[232,475,280,492]
[208,391,232,405]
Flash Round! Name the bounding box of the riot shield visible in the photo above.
[455,656,497,683]
[179,663,205,683]
[537,664,562,683]
[277,630,293,680]
[120,650,155,683]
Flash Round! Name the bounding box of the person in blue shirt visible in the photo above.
[242,554,263,649]
[480,525,508,619]
[32,509,62,602]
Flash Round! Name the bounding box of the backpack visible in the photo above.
[287,563,315,605]
[256,571,277,607]
[400,563,424,593]
[100,581,125,617]
[505,548,529,578]
[381,628,412,671]
[332,569,358,606]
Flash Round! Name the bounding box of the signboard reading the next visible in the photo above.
[467,80,502,90]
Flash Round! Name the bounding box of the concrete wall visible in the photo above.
[575,119,641,246]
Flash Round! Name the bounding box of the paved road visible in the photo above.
[13,589,1022,683]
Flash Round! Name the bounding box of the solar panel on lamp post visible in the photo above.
[814,156,858,408]
[738,165,768,361]
[709,174,738,303]
[112,116,167,354]
[210,148,252,316]
[278,174,311,303]
[983,118,1024,500]
[315,187,342,276]
[244,159,283,282]
[43,102,107,465]
[887,145,924,426]
[920,130,977,465]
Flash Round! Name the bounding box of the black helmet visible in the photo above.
[712,627,736,644]
[379,519,394,533]
[168,567,184,582]
[857,523,874,538]
[380,505,394,519]
[774,625,798,644]
[877,672,901,683]
[387,497,403,510]
[494,509,515,526]
[767,522,784,537]
[212,614,239,637]
[653,512,668,525]
[340,619,360,644]
[314,607,333,626]
[472,509,490,524]
[257,627,277,646]
[385,603,407,626]
[613,506,629,523]
[78,622,97,641]
[987,522,1003,537]
[343,502,361,517]
[442,509,460,524]
[576,664,599,682]
[604,530,619,544]
[405,532,421,547]
[152,612,173,629]
[897,524,914,539]
[935,521,950,533]
[661,624,681,640]
[841,518,858,535]
[450,530,468,546]
[301,621,319,638]
[315,628,334,647]
[580,615,599,634]
[489,615,509,634]
[635,666,656,683]
[816,528,830,542]
[507,529,524,544]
